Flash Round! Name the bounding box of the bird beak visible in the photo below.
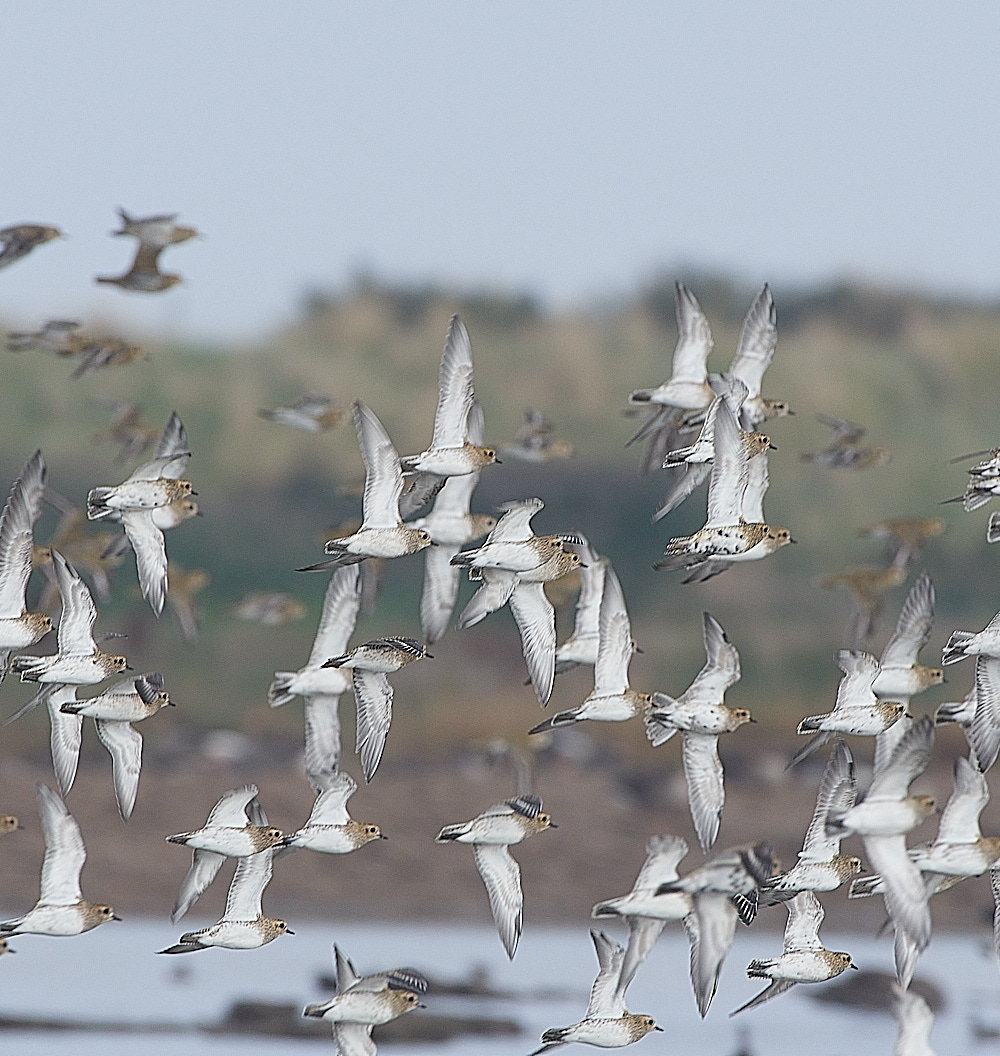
[494,459,502,465]
[850,963,858,970]
[749,716,758,723]
[653,1025,664,1031]
[379,834,389,840]
[768,442,777,451]
[167,700,177,706]
[190,491,198,496]
[112,914,123,921]
[548,822,558,828]
[425,652,434,659]
[635,646,644,654]
[285,929,295,935]
[124,665,134,671]
[417,1002,427,1009]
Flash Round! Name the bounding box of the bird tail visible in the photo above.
[86,486,115,507]
[935,700,966,725]
[268,674,296,708]
[746,958,777,979]
[988,512,1000,544]
[942,631,974,665]
[731,890,758,926]
[963,490,993,512]
[644,713,678,748]
[848,874,883,898]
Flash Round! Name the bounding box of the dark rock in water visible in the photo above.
[376,1011,520,1042]
[214,1000,520,1042]
[317,962,571,1001]
[211,1002,327,1038]
[807,970,944,1014]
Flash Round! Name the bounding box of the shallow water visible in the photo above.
[1,919,998,1054]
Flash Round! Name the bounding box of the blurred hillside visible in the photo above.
[1,274,998,775]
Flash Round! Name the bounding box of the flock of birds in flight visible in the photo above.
[2,215,1000,1055]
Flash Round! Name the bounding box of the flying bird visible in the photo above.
[323,637,431,781]
[400,314,499,478]
[0,784,119,937]
[269,564,362,788]
[436,792,555,958]
[645,612,749,850]
[301,402,432,570]
[166,784,285,923]
[530,930,661,1054]
[730,891,855,1016]
[591,834,692,997]
[302,943,426,1052]
[158,845,291,954]
[281,770,386,854]
[0,451,53,677]
[0,223,62,270]
[59,673,173,820]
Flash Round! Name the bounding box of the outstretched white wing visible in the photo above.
[37,783,85,905]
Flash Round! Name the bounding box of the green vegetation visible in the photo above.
[1,275,998,763]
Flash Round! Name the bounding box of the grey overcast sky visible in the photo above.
[3,1,1000,341]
